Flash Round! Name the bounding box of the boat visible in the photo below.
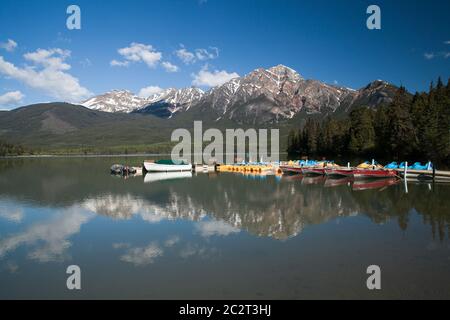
[110,164,137,175]
[301,167,326,175]
[325,167,354,178]
[143,159,192,172]
[279,165,303,174]
[144,171,192,183]
[353,168,398,179]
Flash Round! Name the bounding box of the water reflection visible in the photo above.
[0,158,449,299]
[0,207,93,262]
[0,158,449,242]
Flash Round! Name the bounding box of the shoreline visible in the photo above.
[0,153,173,159]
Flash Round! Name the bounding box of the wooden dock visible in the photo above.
[395,163,450,182]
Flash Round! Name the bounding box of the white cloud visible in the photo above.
[195,220,240,237]
[424,51,450,60]
[0,91,24,108]
[138,85,164,98]
[192,65,239,87]
[80,58,92,68]
[113,42,162,68]
[161,61,179,72]
[175,45,219,64]
[110,59,130,67]
[444,40,450,45]
[0,39,17,52]
[175,47,196,64]
[120,242,163,266]
[195,47,219,60]
[0,48,92,102]
[24,48,71,70]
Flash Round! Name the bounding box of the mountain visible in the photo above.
[81,87,205,117]
[0,65,403,152]
[81,90,148,113]
[134,87,204,118]
[83,65,398,124]
[194,65,399,124]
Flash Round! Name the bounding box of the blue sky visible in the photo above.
[0,0,449,109]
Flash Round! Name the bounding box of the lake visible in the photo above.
[0,157,449,299]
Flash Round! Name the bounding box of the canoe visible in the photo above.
[353,169,398,179]
[143,160,192,172]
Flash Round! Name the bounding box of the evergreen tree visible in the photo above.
[348,107,376,154]
[386,86,416,158]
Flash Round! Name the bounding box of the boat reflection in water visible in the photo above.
[352,177,400,191]
[324,177,353,188]
[143,171,192,183]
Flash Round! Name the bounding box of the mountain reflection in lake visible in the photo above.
[0,157,449,299]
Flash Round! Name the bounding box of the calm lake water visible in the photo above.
[0,157,449,299]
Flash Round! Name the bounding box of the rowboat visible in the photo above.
[353,168,398,179]
[143,159,192,172]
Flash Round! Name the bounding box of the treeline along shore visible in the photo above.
[287,78,450,166]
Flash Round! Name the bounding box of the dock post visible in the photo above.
[404,161,408,178]
[433,166,436,181]
[404,161,408,193]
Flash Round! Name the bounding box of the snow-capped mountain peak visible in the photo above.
[81,90,148,113]
[81,65,397,124]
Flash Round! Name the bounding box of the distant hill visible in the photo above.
[0,103,176,152]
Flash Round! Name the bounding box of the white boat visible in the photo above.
[143,160,192,172]
[144,171,192,183]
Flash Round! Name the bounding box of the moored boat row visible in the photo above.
[280,160,399,180]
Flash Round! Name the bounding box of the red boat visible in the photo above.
[352,177,400,191]
[279,165,302,174]
[301,167,326,175]
[353,168,398,179]
[325,167,354,178]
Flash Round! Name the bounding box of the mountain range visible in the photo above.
[0,65,401,152]
[81,65,399,124]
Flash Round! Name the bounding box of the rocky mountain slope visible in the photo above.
[81,65,399,124]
